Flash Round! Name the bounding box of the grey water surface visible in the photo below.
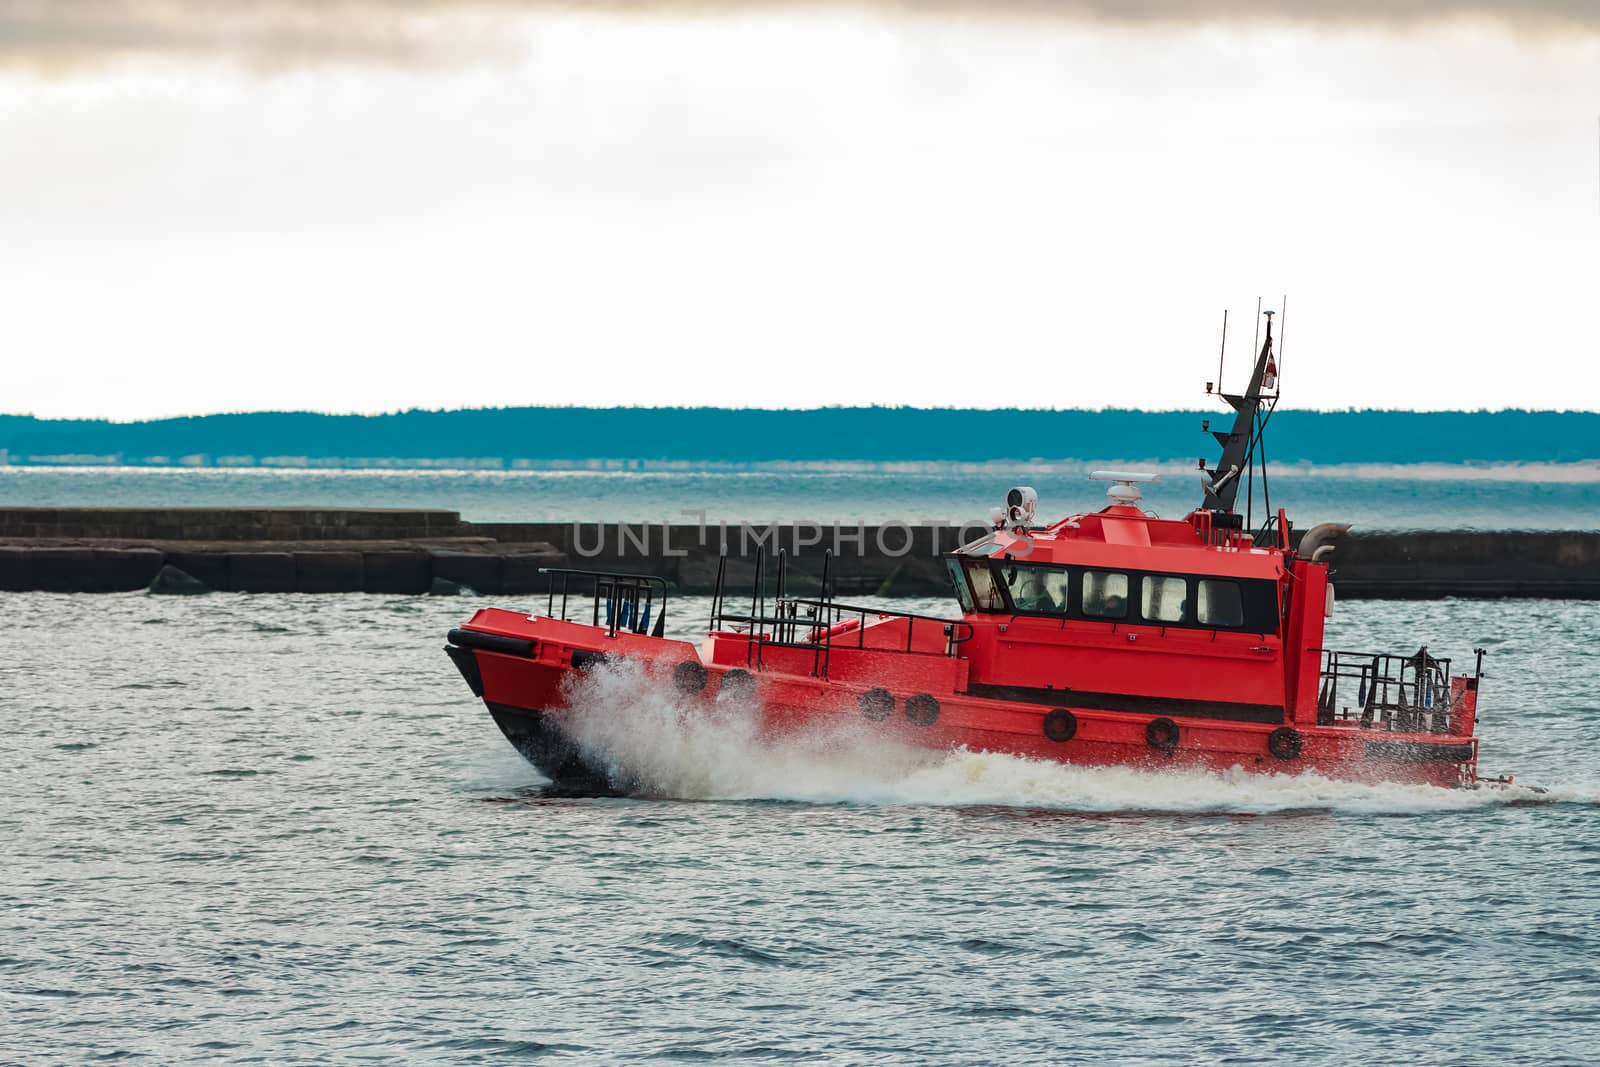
[2,592,1598,1065]
[3,463,1597,529]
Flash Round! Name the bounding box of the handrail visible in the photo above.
[713,594,974,678]
[712,603,973,643]
[702,544,967,678]
[1312,646,1455,733]
[540,567,669,639]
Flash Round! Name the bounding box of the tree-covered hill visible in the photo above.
[0,408,1594,466]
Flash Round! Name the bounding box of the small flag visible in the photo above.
[1262,348,1278,391]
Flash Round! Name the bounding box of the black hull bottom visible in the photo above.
[485,702,620,797]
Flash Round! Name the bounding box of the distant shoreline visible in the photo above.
[3,458,1600,483]
[3,407,1598,467]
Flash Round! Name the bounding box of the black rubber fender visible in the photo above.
[673,660,708,694]
[859,687,894,722]
[1267,726,1304,761]
[448,628,533,657]
[1145,717,1180,755]
[719,668,756,700]
[571,649,609,672]
[1043,708,1078,743]
[905,693,940,727]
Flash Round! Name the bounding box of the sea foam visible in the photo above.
[557,659,1580,814]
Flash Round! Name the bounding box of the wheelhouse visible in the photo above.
[946,554,1281,635]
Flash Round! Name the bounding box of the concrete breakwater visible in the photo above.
[0,508,1596,598]
[0,508,558,595]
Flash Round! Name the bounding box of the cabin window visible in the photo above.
[964,561,1008,612]
[1141,575,1187,623]
[1002,563,1070,615]
[1197,579,1245,627]
[945,559,975,613]
[1081,570,1129,619]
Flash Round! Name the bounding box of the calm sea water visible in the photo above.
[3,590,1598,1064]
[2,463,1597,529]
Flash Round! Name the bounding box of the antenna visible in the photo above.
[1250,296,1262,368]
[1215,309,1228,394]
[1277,294,1288,388]
[1201,300,1280,516]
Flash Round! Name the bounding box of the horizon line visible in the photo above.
[7,404,1600,425]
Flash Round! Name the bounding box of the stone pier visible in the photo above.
[0,508,1595,598]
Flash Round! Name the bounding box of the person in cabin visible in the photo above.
[1083,573,1128,618]
[1015,571,1065,613]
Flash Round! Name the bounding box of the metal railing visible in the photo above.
[540,567,668,639]
[534,548,973,675]
[709,547,973,679]
[1315,647,1462,733]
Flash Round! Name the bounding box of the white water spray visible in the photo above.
[558,660,1576,814]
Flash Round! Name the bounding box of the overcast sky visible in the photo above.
[2,3,1598,419]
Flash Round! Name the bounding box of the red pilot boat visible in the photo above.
[446,314,1491,793]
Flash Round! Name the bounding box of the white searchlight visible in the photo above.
[1004,486,1038,529]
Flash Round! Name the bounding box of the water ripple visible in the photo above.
[1,592,1597,1065]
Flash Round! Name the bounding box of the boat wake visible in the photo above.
[556,661,1583,815]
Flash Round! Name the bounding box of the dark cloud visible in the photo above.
[0,1,513,72]
[2,0,1594,73]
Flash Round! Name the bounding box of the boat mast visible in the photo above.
[1202,310,1277,514]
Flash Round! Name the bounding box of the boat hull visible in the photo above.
[483,701,620,796]
[446,611,1478,793]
